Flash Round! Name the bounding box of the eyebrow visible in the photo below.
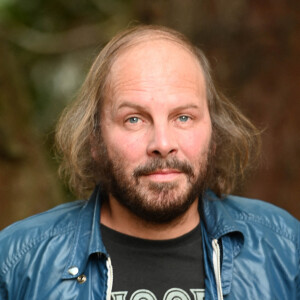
[117,102,200,111]
[117,102,146,111]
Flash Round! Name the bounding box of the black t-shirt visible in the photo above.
[101,224,205,300]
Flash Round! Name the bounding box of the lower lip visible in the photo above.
[144,172,182,182]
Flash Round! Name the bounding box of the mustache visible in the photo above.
[133,157,194,178]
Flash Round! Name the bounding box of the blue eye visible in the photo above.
[128,117,140,123]
[178,115,190,122]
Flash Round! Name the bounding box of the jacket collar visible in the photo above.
[202,190,245,240]
[62,187,106,279]
[62,187,245,288]
[202,190,245,296]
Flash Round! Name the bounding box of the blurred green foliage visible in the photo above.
[0,0,135,133]
[0,0,299,228]
[0,0,138,228]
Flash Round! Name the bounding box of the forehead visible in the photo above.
[105,38,206,99]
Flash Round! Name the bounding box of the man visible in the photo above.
[0,25,299,300]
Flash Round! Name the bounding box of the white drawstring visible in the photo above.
[212,239,223,300]
[106,256,113,300]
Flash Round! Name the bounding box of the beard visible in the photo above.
[94,138,211,224]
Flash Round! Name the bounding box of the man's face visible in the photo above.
[98,40,212,223]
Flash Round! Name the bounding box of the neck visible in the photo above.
[100,196,200,240]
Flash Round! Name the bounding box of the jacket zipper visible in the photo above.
[212,239,223,300]
[106,256,114,300]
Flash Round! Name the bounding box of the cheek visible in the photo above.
[178,126,212,160]
[105,131,148,164]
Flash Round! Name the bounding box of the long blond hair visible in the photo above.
[55,25,260,198]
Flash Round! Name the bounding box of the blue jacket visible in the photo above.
[0,188,299,299]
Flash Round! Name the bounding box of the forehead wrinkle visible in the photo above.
[110,63,205,97]
[104,39,207,110]
[111,77,202,95]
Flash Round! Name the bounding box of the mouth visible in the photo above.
[142,169,183,182]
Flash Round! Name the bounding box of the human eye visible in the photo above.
[127,116,140,124]
[178,115,191,122]
[123,116,145,130]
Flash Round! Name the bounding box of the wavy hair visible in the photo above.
[55,25,260,198]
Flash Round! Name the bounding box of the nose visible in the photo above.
[146,123,178,158]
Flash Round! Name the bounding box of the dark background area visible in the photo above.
[0,0,299,229]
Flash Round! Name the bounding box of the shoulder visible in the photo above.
[217,195,300,297]
[204,191,299,246]
[221,194,299,243]
[0,200,86,276]
[0,200,86,241]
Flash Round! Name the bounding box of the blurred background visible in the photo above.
[0,0,299,229]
